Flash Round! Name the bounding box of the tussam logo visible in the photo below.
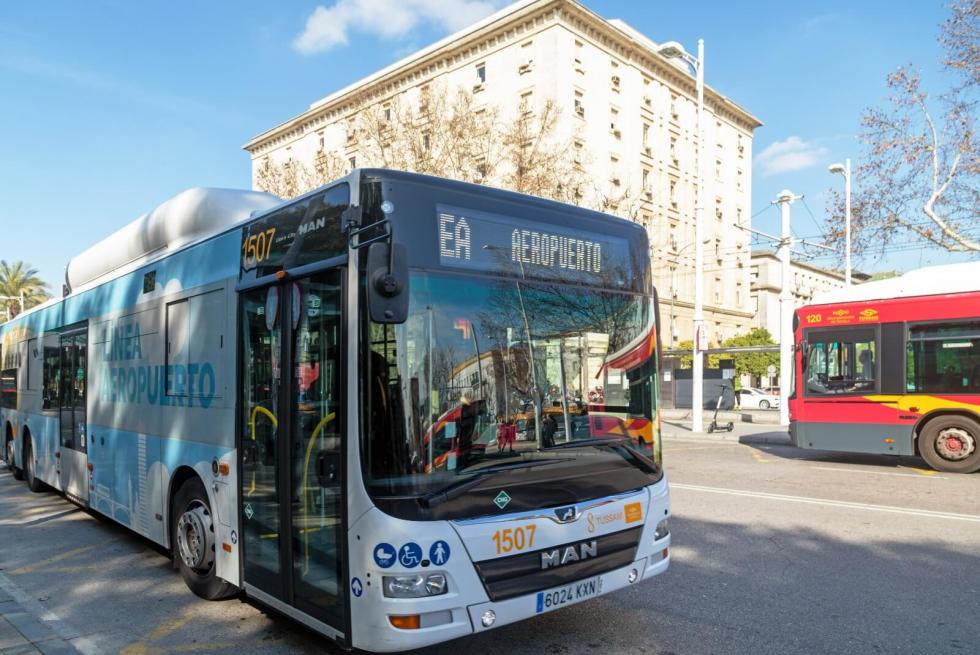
[553,506,579,523]
[859,308,879,321]
[541,540,598,570]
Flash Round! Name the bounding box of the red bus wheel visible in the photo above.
[918,416,980,474]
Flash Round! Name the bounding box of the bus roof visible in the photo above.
[65,187,281,292]
[810,261,980,306]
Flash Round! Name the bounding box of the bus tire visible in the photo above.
[23,436,44,493]
[7,429,24,480]
[918,415,980,474]
[4,432,14,471]
[171,477,236,600]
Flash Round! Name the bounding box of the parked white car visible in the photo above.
[738,387,780,410]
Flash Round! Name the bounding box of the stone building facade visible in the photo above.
[244,0,762,344]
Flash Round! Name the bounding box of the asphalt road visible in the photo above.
[0,427,978,654]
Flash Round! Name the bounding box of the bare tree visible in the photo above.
[827,1,978,257]
[254,85,648,225]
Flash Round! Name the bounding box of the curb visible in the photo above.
[661,430,792,446]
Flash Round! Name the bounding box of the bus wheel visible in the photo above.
[172,477,235,600]
[918,416,980,474]
[24,438,44,493]
[4,435,14,471]
[8,432,24,481]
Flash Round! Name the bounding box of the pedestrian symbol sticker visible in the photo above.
[398,542,423,568]
[244,503,254,520]
[374,543,396,568]
[429,541,451,566]
[494,490,511,510]
[351,577,363,597]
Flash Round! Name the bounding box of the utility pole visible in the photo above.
[828,159,852,285]
[775,190,799,427]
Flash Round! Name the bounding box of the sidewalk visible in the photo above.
[661,419,792,446]
[0,572,87,655]
[662,407,782,425]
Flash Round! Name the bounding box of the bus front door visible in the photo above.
[240,270,347,641]
[58,330,88,502]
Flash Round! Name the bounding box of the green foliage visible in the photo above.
[0,260,50,319]
[672,328,779,380]
[722,328,780,380]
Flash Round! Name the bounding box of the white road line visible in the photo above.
[0,569,103,654]
[811,466,945,479]
[670,482,980,523]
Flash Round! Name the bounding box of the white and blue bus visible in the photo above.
[0,170,670,652]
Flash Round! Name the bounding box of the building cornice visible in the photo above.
[243,0,763,156]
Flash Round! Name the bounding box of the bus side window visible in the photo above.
[907,322,980,394]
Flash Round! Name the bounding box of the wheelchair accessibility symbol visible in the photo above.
[398,542,423,568]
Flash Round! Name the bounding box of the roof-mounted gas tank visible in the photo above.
[65,187,281,291]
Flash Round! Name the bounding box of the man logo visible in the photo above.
[541,540,598,570]
[553,506,579,523]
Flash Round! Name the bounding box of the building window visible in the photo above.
[383,103,392,122]
[715,198,723,221]
[422,133,431,150]
[476,63,486,83]
[714,278,722,303]
[642,123,650,152]
[520,90,534,115]
[573,139,584,165]
[715,159,722,181]
[669,179,678,209]
[737,134,745,157]
[737,168,744,191]
[670,94,678,120]
[519,41,533,74]
[670,135,678,166]
[736,207,743,225]
[736,283,743,306]
[574,90,585,117]
[348,156,356,170]
[610,107,620,137]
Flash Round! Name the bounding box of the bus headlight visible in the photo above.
[383,573,448,598]
[654,518,669,541]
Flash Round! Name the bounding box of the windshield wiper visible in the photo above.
[547,438,659,473]
[420,459,568,508]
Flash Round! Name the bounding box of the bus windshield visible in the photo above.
[363,271,659,506]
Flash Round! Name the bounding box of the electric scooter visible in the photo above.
[706,388,734,433]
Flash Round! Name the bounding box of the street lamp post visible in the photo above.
[658,38,705,429]
[828,159,852,285]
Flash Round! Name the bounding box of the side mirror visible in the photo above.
[367,241,409,324]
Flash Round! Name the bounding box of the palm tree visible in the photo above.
[0,260,50,320]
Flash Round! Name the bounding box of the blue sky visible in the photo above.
[0,0,961,289]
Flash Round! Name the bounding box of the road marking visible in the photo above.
[811,466,945,479]
[0,569,103,654]
[740,444,770,463]
[899,465,938,476]
[10,539,117,575]
[671,483,980,523]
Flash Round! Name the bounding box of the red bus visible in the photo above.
[790,262,980,473]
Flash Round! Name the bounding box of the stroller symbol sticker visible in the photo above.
[373,543,396,568]
[429,541,451,565]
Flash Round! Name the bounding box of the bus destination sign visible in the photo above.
[435,204,632,283]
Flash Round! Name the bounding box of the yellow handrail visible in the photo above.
[248,405,278,496]
[302,411,336,574]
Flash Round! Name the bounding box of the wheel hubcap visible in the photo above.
[935,427,976,462]
[176,502,215,572]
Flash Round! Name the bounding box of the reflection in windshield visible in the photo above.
[364,272,659,497]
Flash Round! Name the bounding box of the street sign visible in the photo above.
[767,364,777,376]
